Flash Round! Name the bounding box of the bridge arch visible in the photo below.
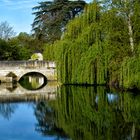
[16,69,55,81]
[18,71,48,81]
[19,72,48,90]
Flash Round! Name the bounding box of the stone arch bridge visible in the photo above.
[0,61,57,82]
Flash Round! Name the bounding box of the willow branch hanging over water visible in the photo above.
[43,0,140,89]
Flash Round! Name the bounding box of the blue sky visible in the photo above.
[0,0,91,35]
[0,0,42,35]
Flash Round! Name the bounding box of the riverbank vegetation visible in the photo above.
[43,0,140,89]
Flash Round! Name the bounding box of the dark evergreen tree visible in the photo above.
[32,0,86,43]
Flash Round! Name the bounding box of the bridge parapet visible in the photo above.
[0,61,56,69]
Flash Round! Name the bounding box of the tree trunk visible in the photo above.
[127,13,134,52]
[123,0,134,53]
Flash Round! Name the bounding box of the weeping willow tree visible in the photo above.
[120,53,140,89]
[50,2,110,85]
[43,0,140,88]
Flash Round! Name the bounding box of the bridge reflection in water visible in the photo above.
[0,81,69,140]
[0,82,58,102]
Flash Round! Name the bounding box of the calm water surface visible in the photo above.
[0,74,140,140]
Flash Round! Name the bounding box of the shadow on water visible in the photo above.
[18,72,47,90]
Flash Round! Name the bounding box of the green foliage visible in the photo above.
[32,0,86,43]
[120,50,140,89]
[8,36,31,60]
[31,53,39,60]
[18,47,31,60]
[44,2,111,85]
[43,1,140,89]
[43,44,55,61]
[0,39,10,59]
[0,32,33,60]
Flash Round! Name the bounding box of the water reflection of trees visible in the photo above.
[34,86,140,140]
[0,103,17,120]
[34,101,69,138]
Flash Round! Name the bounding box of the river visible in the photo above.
[0,74,139,140]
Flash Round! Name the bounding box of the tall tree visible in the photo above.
[102,0,139,53]
[32,0,86,43]
[0,21,16,40]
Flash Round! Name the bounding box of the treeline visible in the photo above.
[0,21,46,60]
[43,1,140,89]
[0,33,30,60]
[0,32,43,60]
